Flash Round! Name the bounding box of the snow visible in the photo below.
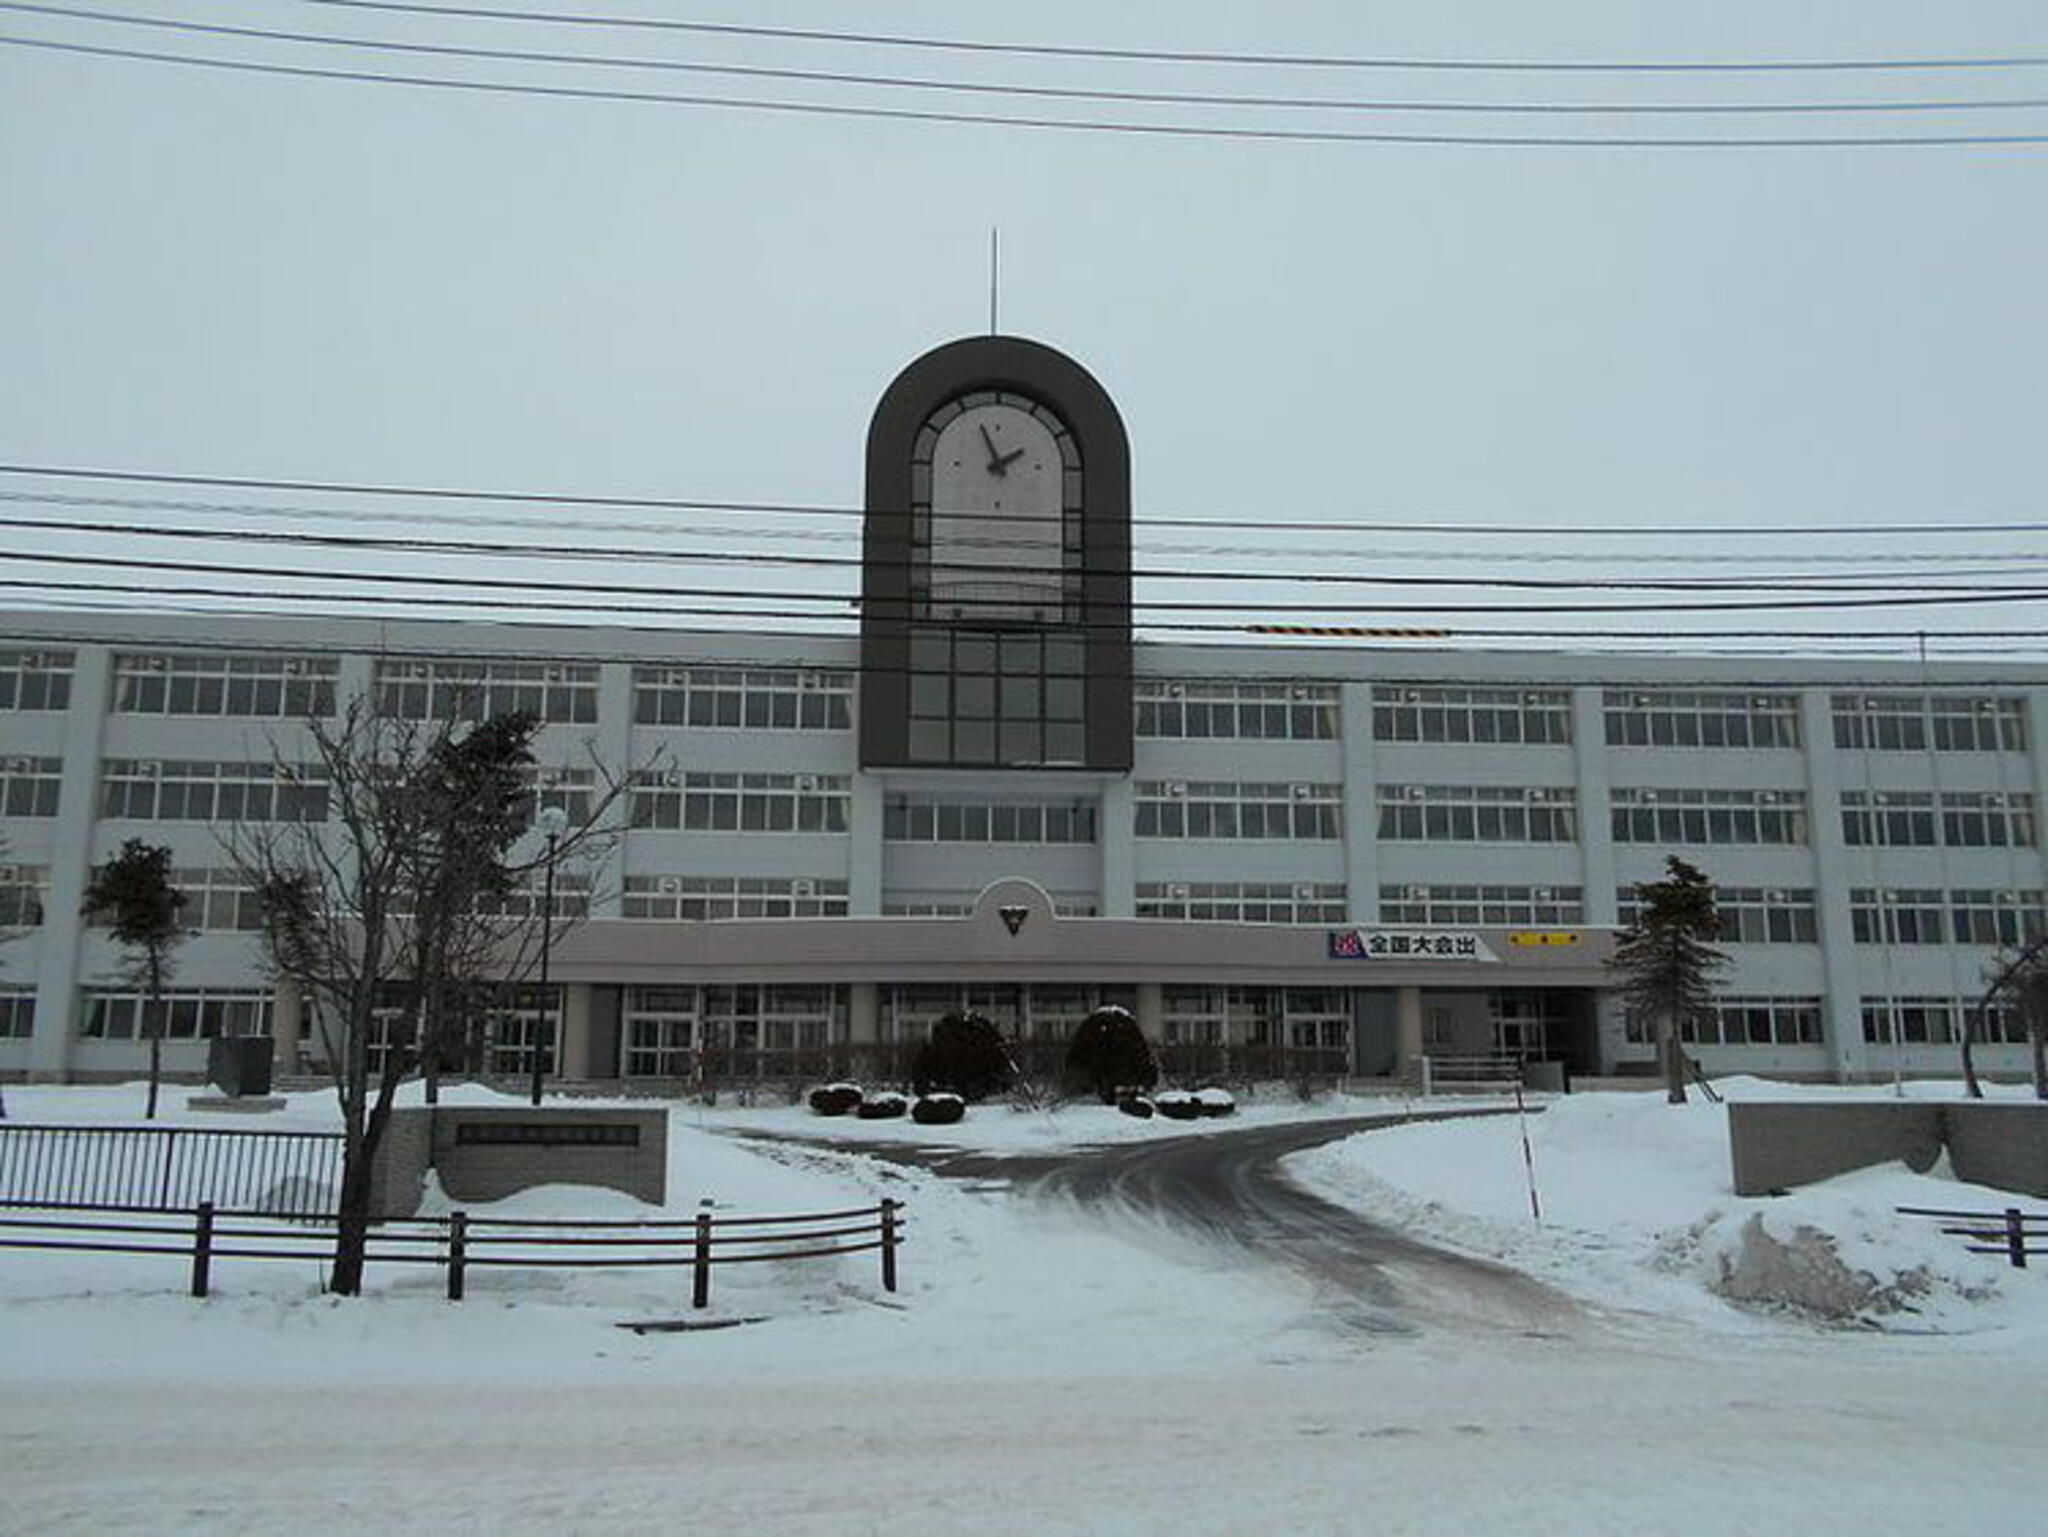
[3,1077,2046,1532]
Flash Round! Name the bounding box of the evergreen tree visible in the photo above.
[1609,855,1729,1104]
[1064,1005,1159,1103]
[912,1010,1016,1101]
[81,839,188,1120]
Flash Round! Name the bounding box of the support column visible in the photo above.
[1098,778,1135,917]
[31,645,110,1082]
[271,977,303,1077]
[1395,983,1425,1072]
[1802,689,1867,1080]
[1339,681,1380,922]
[849,773,885,914]
[560,983,594,1079]
[1135,981,1163,1042]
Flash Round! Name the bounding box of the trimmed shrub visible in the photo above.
[911,1093,966,1126]
[1194,1087,1237,1119]
[1063,1004,1159,1105]
[912,1011,1017,1102]
[1116,1094,1155,1120]
[1154,1090,1202,1122]
[856,1091,908,1120]
[807,1083,863,1117]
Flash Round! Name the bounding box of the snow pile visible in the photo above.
[1288,1078,2048,1333]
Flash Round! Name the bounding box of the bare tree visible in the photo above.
[1966,933,2048,1100]
[1609,856,1730,1105]
[81,839,188,1121]
[226,696,627,1296]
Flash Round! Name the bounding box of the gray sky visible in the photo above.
[4,1,2047,658]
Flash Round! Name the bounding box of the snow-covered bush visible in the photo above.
[1194,1087,1237,1119]
[1155,1090,1202,1121]
[912,1093,966,1126]
[1063,1004,1160,1104]
[856,1091,908,1120]
[1117,1094,1155,1120]
[807,1083,863,1117]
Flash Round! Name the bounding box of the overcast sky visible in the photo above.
[3,1,2046,658]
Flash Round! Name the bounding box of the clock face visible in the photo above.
[913,390,1081,623]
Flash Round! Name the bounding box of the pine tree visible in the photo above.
[1064,1005,1158,1103]
[1609,855,1729,1104]
[81,840,188,1120]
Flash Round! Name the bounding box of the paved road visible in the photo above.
[824,1110,1582,1338]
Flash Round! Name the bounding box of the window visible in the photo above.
[1617,885,1813,944]
[1135,781,1342,840]
[475,869,591,920]
[700,985,841,1075]
[1630,996,1822,1047]
[1849,888,1947,945]
[622,986,698,1077]
[528,767,596,828]
[1138,881,1347,924]
[633,666,852,730]
[623,875,850,920]
[112,652,338,717]
[172,868,266,931]
[1603,690,1800,749]
[0,648,73,711]
[1161,985,1351,1054]
[0,864,49,927]
[376,658,599,724]
[0,988,34,1039]
[886,798,1097,844]
[1373,686,1571,745]
[1382,885,1585,927]
[100,760,328,822]
[906,628,1089,766]
[629,771,850,833]
[1377,785,1576,843]
[1610,788,1806,846]
[1139,680,1337,740]
[478,984,562,1078]
[1942,792,2035,848]
[1859,997,1969,1046]
[1834,693,2027,752]
[1948,890,2048,948]
[1840,791,2035,848]
[0,756,63,817]
[81,987,273,1040]
[881,892,1095,916]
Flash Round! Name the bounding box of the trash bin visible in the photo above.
[207,1035,275,1098]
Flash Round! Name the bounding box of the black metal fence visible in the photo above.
[1897,1204,2048,1269]
[0,1197,904,1304]
[0,1124,344,1217]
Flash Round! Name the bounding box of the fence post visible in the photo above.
[880,1198,899,1294]
[447,1211,468,1301]
[2007,1208,2028,1270]
[692,1200,713,1309]
[191,1201,215,1298]
[160,1128,180,1209]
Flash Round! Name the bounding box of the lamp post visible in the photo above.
[528,805,569,1108]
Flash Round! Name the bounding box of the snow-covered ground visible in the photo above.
[3,1078,2044,1533]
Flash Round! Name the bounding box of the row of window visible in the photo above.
[1848,888,2047,947]
[1859,996,2031,1046]
[78,988,273,1041]
[1136,681,1338,741]
[1833,695,2027,753]
[1134,782,1344,841]
[1377,785,1577,844]
[884,798,1098,844]
[1374,687,1572,746]
[628,773,851,833]
[1379,884,1585,928]
[1840,790,2035,848]
[1603,691,1801,749]
[100,760,330,823]
[633,668,853,730]
[1629,993,2036,1049]
[112,653,339,719]
[621,875,851,921]
[621,984,841,1076]
[1136,881,1348,925]
[0,649,74,712]
[1609,788,1806,847]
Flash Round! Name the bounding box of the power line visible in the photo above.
[11,489,2038,568]
[5,510,2046,596]
[293,1,2048,76]
[10,4,2046,116]
[4,465,2040,539]
[7,33,2046,148]
[5,546,2045,615]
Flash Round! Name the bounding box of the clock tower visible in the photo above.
[859,336,1133,771]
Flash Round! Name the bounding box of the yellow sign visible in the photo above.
[1508,931,1580,948]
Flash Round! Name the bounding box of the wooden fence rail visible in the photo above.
[1896,1204,2048,1269]
[0,1197,904,1305]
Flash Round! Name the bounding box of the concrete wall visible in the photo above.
[1729,1101,2048,1199]
[371,1106,667,1218]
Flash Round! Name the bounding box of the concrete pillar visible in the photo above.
[1395,984,1425,1070]
[1339,681,1380,922]
[847,981,879,1044]
[1571,686,1618,927]
[588,664,636,919]
[1098,778,1135,917]
[271,977,303,1076]
[31,644,111,1081]
[560,983,594,1078]
[1802,689,1867,1079]
[1135,981,1163,1042]
[849,772,885,915]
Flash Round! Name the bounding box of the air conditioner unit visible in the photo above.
[801,672,821,690]
[1167,781,1186,798]
[1167,883,1189,899]
[796,775,818,792]
[1407,786,1424,798]
[147,656,168,672]
[1766,889,1786,902]
[662,768,684,786]
[658,877,681,894]
[1293,883,1316,901]
[1167,683,1184,698]
[1759,791,1777,803]
[283,659,304,676]
[138,760,162,777]
[413,663,431,679]
[1292,784,1311,799]
[1532,887,1552,900]
[544,667,564,682]
[791,878,816,897]
[19,652,44,669]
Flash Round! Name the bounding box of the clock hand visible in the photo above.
[978,423,1006,472]
[995,446,1026,471]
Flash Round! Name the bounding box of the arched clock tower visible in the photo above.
[859,336,1133,771]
